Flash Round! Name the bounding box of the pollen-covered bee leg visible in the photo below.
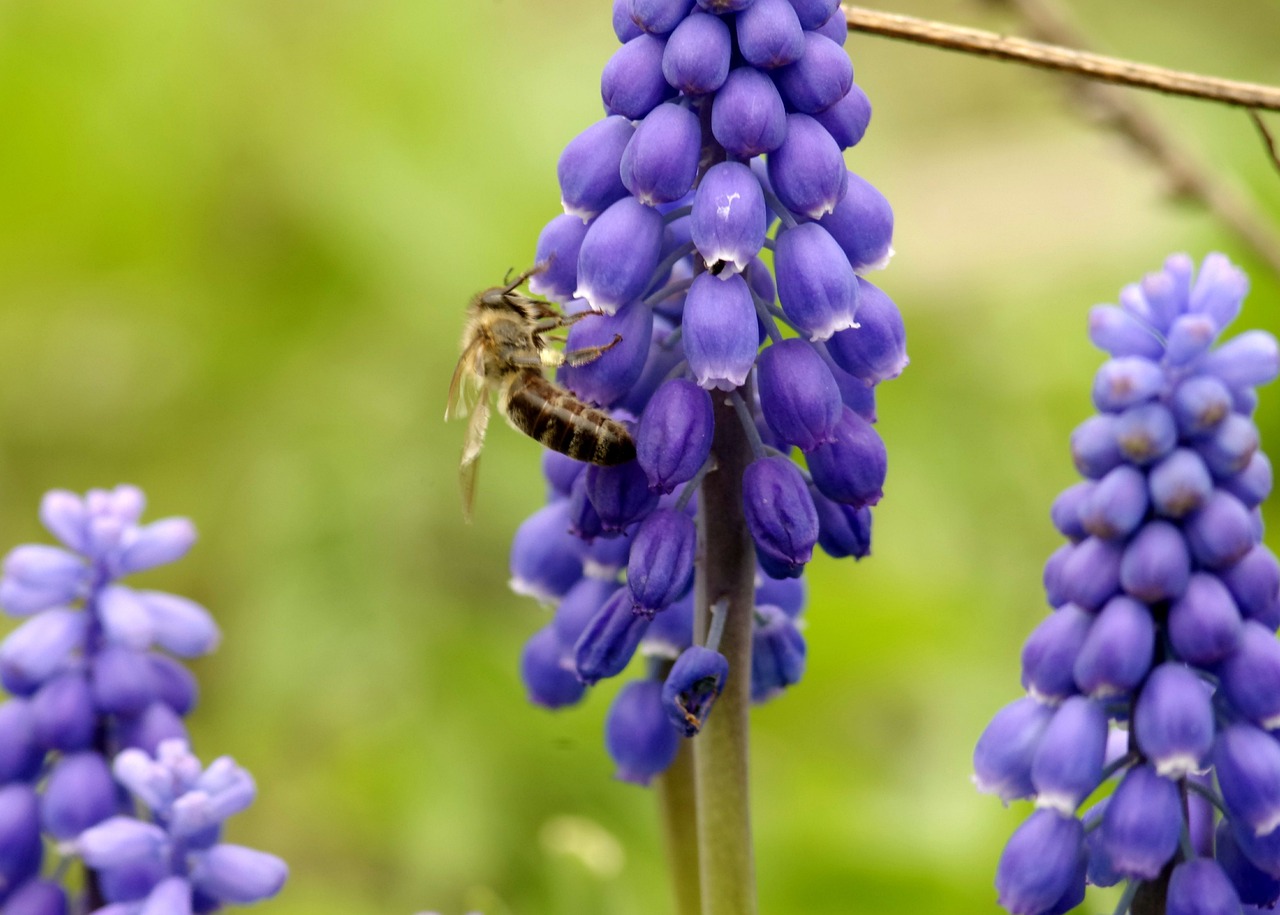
[556,334,624,368]
[532,307,609,334]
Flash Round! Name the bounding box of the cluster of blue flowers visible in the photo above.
[974,254,1280,914]
[513,0,906,785]
[0,486,285,913]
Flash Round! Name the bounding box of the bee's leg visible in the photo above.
[502,263,547,294]
[556,334,624,368]
[532,308,607,333]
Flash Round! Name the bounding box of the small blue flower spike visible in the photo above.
[975,254,1280,913]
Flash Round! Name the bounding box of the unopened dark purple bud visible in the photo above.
[1216,820,1280,906]
[1185,490,1256,570]
[1134,663,1214,778]
[1050,482,1090,542]
[1217,723,1280,838]
[736,0,804,68]
[1100,764,1182,879]
[586,524,634,578]
[568,472,606,541]
[117,701,187,754]
[1169,573,1242,665]
[1172,375,1233,438]
[629,0,694,33]
[683,272,759,390]
[585,461,659,533]
[604,679,679,785]
[787,0,838,28]
[1088,305,1163,359]
[621,103,701,206]
[1223,452,1272,508]
[556,118,633,222]
[1078,465,1147,540]
[767,114,847,219]
[691,162,767,276]
[1021,604,1092,703]
[1221,546,1280,626]
[509,502,584,604]
[1070,414,1122,479]
[0,701,42,783]
[775,223,859,341]
[641,591,694,657]
[1220,621,1280,730]
[662,646,729,736]
[1057,537,1123,612]
[521,627,585,710]
[41,751,116,840]
[531,216,591,302]
[972,697,1055,802]
[601,34,674,119]
[662,11,731,93]
[543,451,586,500]
[995,810,1084,915]
[148,654,197,716]
[756,573,806,618]
[1163,314,1218,368]
[1072,595,1153,698]
[813,84,871,149]
[1043,543,1073,608]
[1197,414,1260,478]
[1091,357,1163,412]
[697,0,754,10]
[558,301,653,408]
[773,32,852,113]
[635,379,713,494]
[825,279,906,383]
[751,605,805,702]
[91,646,156,716]
[1031,695,1107,813]
[806,406,886,507]
[1167,859,1244,915]
[711,66,787,157]
[628,509,696,612]
[575,197,664,314]
[30,671,94,752]
[1203,331,1280,390]
[2,880,66,915]
[0,608,87,696]
[812,489,871,559]
[757,339,841,451]
[1115,402,1177,465]
[553,578,620,648]
[1120,520,1191,603]
[0,785,42,898]
[743,457,819,578]
[1149,449,1214,518]
[824,352,877,421]
[575,589,650,685]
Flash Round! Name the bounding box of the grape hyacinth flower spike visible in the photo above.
[974,253,1280,915]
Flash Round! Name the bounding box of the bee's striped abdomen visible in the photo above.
[503,371,635,465]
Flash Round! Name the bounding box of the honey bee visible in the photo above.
[446,266,637,519]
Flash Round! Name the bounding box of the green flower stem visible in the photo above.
[657,740,702,915]
[691,392,758,915]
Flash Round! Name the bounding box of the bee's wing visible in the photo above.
[445,339,485,421]
[459,395,490,522]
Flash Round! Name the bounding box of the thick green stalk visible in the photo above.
[658,740,702,915]
[692,392,758,915]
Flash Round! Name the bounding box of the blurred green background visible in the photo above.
[1,1,1279,913]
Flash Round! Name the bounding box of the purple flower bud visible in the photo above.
[1031,696,1107,813]
[1083,801,1121,887]
[531,215,591,302]
[972,697,1055,802]
[1057,537,1123,612]
[662,11,731,93]
[575,589,650,685]
[628,509,696,612]
[553,579,618,648]
[743,457,819,577]
[509,502,584,604]
[690,162,767,276]
[41,751,116,840]
[635,379,713,494]
[1072,595,1153,698]
[787,0,838,28]
[613,0,644,41]
[1021,604,1092,703]
[1223,451,1272,508]
[813,84,872,150]
[628,0,694,33]
[995,810,1084,915]
[601,34,674,120]
[751,605,805,702]
[585,461,659,533]
[811,490,872,559]
[1164,314,1218,367]
[1134,663,1214,778]
[75,815,168,870]
[1172,375,1233,437]
[575,197,665,315]
[1167,859,1244,915]
[1100,764,1182,879]
[1188,252,1247,328]
[824,278,905,383]
[116,518,196,576]
[736,0,804,68]
[775,223,859,341]
[117,701,188,754]
[0,701,42,782]
[757,339,841,450]
[1,545,86,612]
[139,590,220,658]
[1087,305,1163,359]
[558,301,654,407]
[149,654,198,716]
[521,627,586,710]
[713,68,789,160]
[2,879,67,915]
[1185,490,1256,570]
[641,591,694,658]
[0,608,87,696]
[1091,357,1163,413]
[1216,723,1280,838]
[1114,402,1177,465]
[92,646,158,716]
[1220,621,1280,729]
[756,572,805,618]
[620,103,701,206]
[0,785,42,899]
[683,272,759,390]
[773,32,852,114]
[556,117,633,222]
[568,472,606,541]
[1120,520,1191,603]
[1203,331,1280,390]
[190,844,287,904]
[1216,820,1280,906]
[96,584,152,650]
[767,114,847,219]
[30,672,95,752]
[1078,465,1148,540]
[604,679,679,785]
[1043,543,1073,608]
[1169,573,1243,665]
[1070,414,1123,479]
[1221,546,1280,626]
[662,645,729,736]
[1050,483,1090,542]
[1149,449,1214,518]
[1197,413,1260,478]
[806,406,887,507]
